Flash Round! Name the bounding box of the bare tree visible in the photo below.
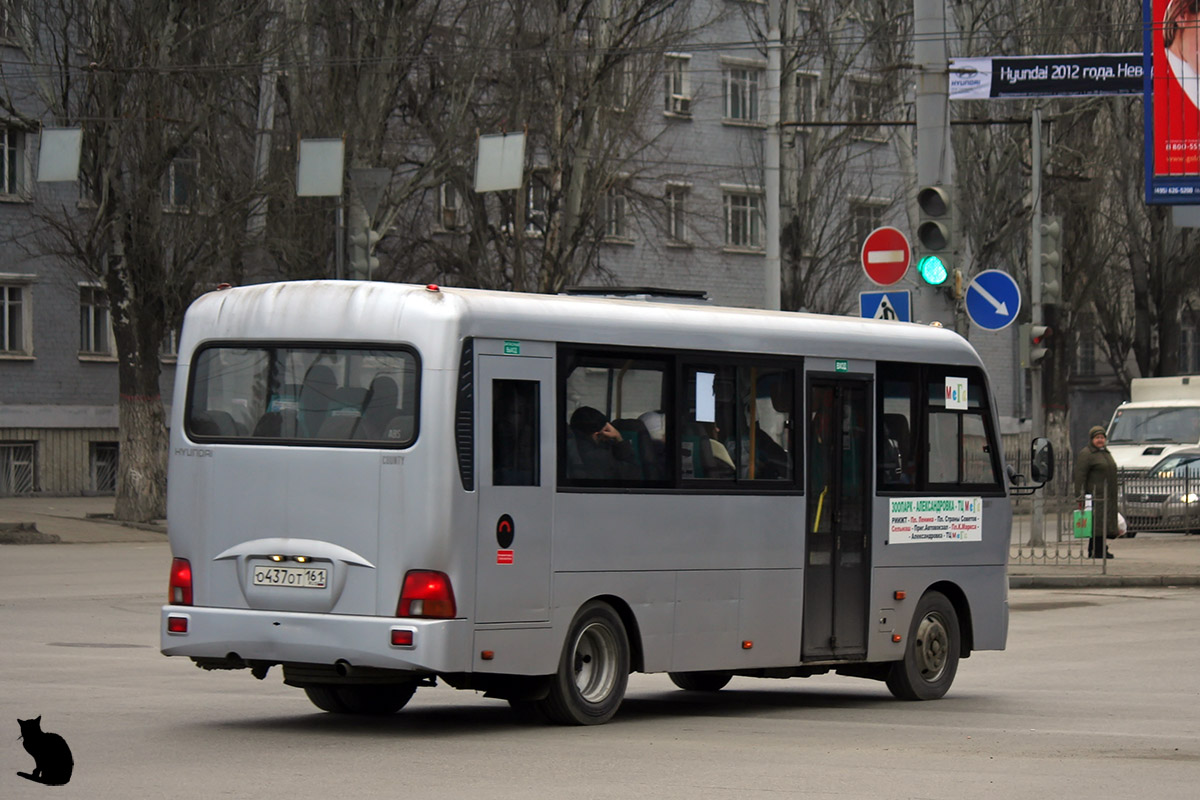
[387,0,699,294]
[0,0,270,520]
[772,0,914,314]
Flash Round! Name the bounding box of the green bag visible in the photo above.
[1073,509,1093,539]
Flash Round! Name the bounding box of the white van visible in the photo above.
[1106,376,1200,474]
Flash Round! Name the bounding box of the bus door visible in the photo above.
[802,376,871,661]
[475,350,555,623]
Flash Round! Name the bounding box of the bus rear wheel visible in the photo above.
[886,591,960,701]
[303,683,417,715]
[668,671,732,692]
[537,601,630,725]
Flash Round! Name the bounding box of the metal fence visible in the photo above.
[1006,447,1197,567]
[1008,450,1105,566]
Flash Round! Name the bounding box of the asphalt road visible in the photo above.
[2,542,1197,799]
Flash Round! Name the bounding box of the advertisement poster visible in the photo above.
[1147,0,1200,202]
[889,497,983,543]
[950,54,1142,100]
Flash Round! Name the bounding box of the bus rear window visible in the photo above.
[186,345,419,446]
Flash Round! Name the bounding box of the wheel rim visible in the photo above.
[571,621,619,704]
[914,611,950,683]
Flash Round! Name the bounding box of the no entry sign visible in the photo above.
[861,226,910,286]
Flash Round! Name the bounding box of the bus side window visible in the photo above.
[924,367,1000,489]
[559,351,668,487]
[493,379,540,486]
[877,368,917,490]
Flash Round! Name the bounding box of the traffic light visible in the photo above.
[1039,215,1062,305]
[1019,323,1051,367]
[915,185,953,286]
[349,227,381,279]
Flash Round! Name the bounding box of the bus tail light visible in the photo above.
[169,558,193,606]
[397,570,456,618]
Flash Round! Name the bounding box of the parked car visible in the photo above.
[1120,448,1200,534]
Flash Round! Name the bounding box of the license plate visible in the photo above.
[252,565,328,589]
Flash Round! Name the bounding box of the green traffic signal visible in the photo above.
[917,254,948,286]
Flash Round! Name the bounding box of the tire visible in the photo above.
[668,671,732,692]
[304,685,349,713]
[886,591,960,701]
[304,683,416,715]
[537,601,630,725]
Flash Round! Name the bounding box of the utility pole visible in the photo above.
[913,0,955,328]
[764,0,782,310]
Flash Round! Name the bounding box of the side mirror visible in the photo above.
[1029,437,1054,484]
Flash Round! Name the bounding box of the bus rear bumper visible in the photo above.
[160,605,472,674]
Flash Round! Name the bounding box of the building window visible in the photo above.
[1,282,27,354]
[665,54,692,116]
[0,2,27,42]
[796,72,818,121]
[90,442,119,493]
[665,184,689,244]
[0,442,35,495]
[724,190,763,249]
[604,61,632,112]
[604,184,628,240]
[850,77,884,138]
[0,127,26,196]
[161,327,180,361]
[723,65,762,122]
[162,149,199,211]
[80,284,112,356]
[1078,315,1099,377]
[850,200,885,248]
[438,183,462,231]
[527,172,549,235]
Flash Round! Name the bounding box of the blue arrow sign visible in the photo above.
[964,269,1021,331]
[860,290,911,322]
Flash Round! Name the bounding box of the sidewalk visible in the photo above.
[0,495,165,544]
[3,495,1200,588]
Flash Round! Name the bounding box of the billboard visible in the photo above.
[950,54,1142,100]
[1146,0,1200,203]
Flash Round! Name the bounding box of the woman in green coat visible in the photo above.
[1073,425,1117,558]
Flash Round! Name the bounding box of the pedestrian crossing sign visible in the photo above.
[859,290,911,322]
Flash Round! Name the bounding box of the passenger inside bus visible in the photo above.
[566,406,640,480]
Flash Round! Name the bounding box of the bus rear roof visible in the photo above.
[181,280,983,368]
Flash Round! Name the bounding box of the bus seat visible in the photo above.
[298,365,338,438]
[357,375,400,439]
[316,414,360,440]
[769,375,793,413]
[332,386,367,415]
[191,410,239,437]
[613,418,657,479]
[882,413,912,484]
[252,409,298,438]
[565,435,585,479]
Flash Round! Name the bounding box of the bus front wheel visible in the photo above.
[538,601,630,725]
[886,591,960,701]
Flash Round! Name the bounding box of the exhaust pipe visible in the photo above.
[334,659,353,678]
